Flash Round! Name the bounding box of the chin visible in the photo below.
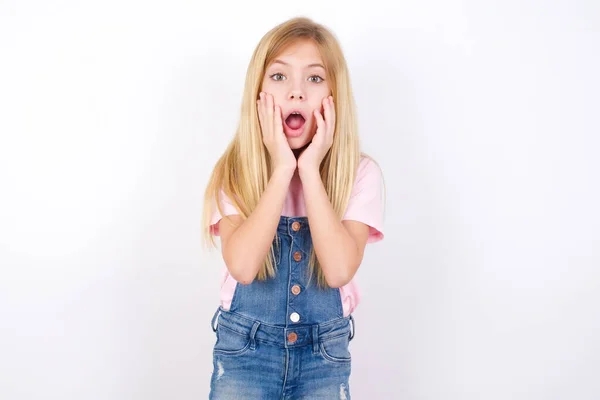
[287,130,317,149]
[287,137,311,150]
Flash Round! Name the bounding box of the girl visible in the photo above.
[202,17,384,399]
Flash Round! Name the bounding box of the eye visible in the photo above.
[308,75,324,83]
[270,73,286,81]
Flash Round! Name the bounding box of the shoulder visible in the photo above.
[342,153,385,242]
[209,188,241,236]
[352,154,384,194]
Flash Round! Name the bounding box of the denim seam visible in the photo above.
[318,342,352,364]
[285,220,294,329]
[213,343,251,356]
[216,323,249,338]
[281,348,289,399]
[319,331,351,342]
[220,310,350,336]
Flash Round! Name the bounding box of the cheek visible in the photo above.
[310,89,330,111]
[308,101,324,123]
[261,82,285,103]
[313,85,331,104]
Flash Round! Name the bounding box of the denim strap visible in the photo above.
[249,321,261,350]
[312,324,319,354]
[211,308,221,332]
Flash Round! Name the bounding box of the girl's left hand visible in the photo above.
[298,96,336,173]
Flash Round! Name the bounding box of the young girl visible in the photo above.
[202,17,384,399]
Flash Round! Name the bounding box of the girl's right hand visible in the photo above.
[257,92,297,174]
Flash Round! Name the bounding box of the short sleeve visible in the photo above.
[342,157,385,243]
[209,189,240,236]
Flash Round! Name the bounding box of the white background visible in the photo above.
[1,0,599,399]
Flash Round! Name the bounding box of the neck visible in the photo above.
[292,142,310,159]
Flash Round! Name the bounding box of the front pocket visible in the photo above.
[272,235,281,266]
[213,324,251,356]
[319,334,352,364]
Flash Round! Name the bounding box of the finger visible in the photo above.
[322,96,332,128]
[257,92,264,116]
[326,96,336,137]
[257,92,262,111]
[257,93,265,132]
[314,109,325,136]
[274,105,284,135]
[265,93,273,119]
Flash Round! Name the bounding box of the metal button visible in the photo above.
[292,221,301,231]
[287,332,298,343]
[291,285,301,295]
[293,251,302,262]
[290,312,300,323]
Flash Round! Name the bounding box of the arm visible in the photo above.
[220,92,298,284]
[296,95,371,288]
[219,168,293,284]
[300,168,369,288]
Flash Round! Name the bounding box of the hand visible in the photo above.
[298,96,335,173]
[257,92,297,174]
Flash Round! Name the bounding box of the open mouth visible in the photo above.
[283,110,306,137]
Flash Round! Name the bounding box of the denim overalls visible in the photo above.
[209,216,355,399]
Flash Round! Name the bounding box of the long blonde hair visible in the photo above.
[202,17,361,287]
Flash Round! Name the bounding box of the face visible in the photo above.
[261,40,332,149]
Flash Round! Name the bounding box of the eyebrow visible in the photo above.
[270,59,326,69]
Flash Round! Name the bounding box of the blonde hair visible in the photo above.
[202,17,361,287]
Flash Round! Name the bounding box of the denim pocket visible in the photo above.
[319,334,352,364]
[272,235,281,266]
[213,324,251,356]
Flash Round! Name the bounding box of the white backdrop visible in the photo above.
[1,1,599,399]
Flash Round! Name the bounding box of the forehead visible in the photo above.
[271,39,323,65]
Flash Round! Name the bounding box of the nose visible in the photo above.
[288,87,304,101]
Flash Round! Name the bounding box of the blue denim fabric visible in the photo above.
[209,216,355,399]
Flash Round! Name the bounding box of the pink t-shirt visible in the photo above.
[209,155,385,316]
